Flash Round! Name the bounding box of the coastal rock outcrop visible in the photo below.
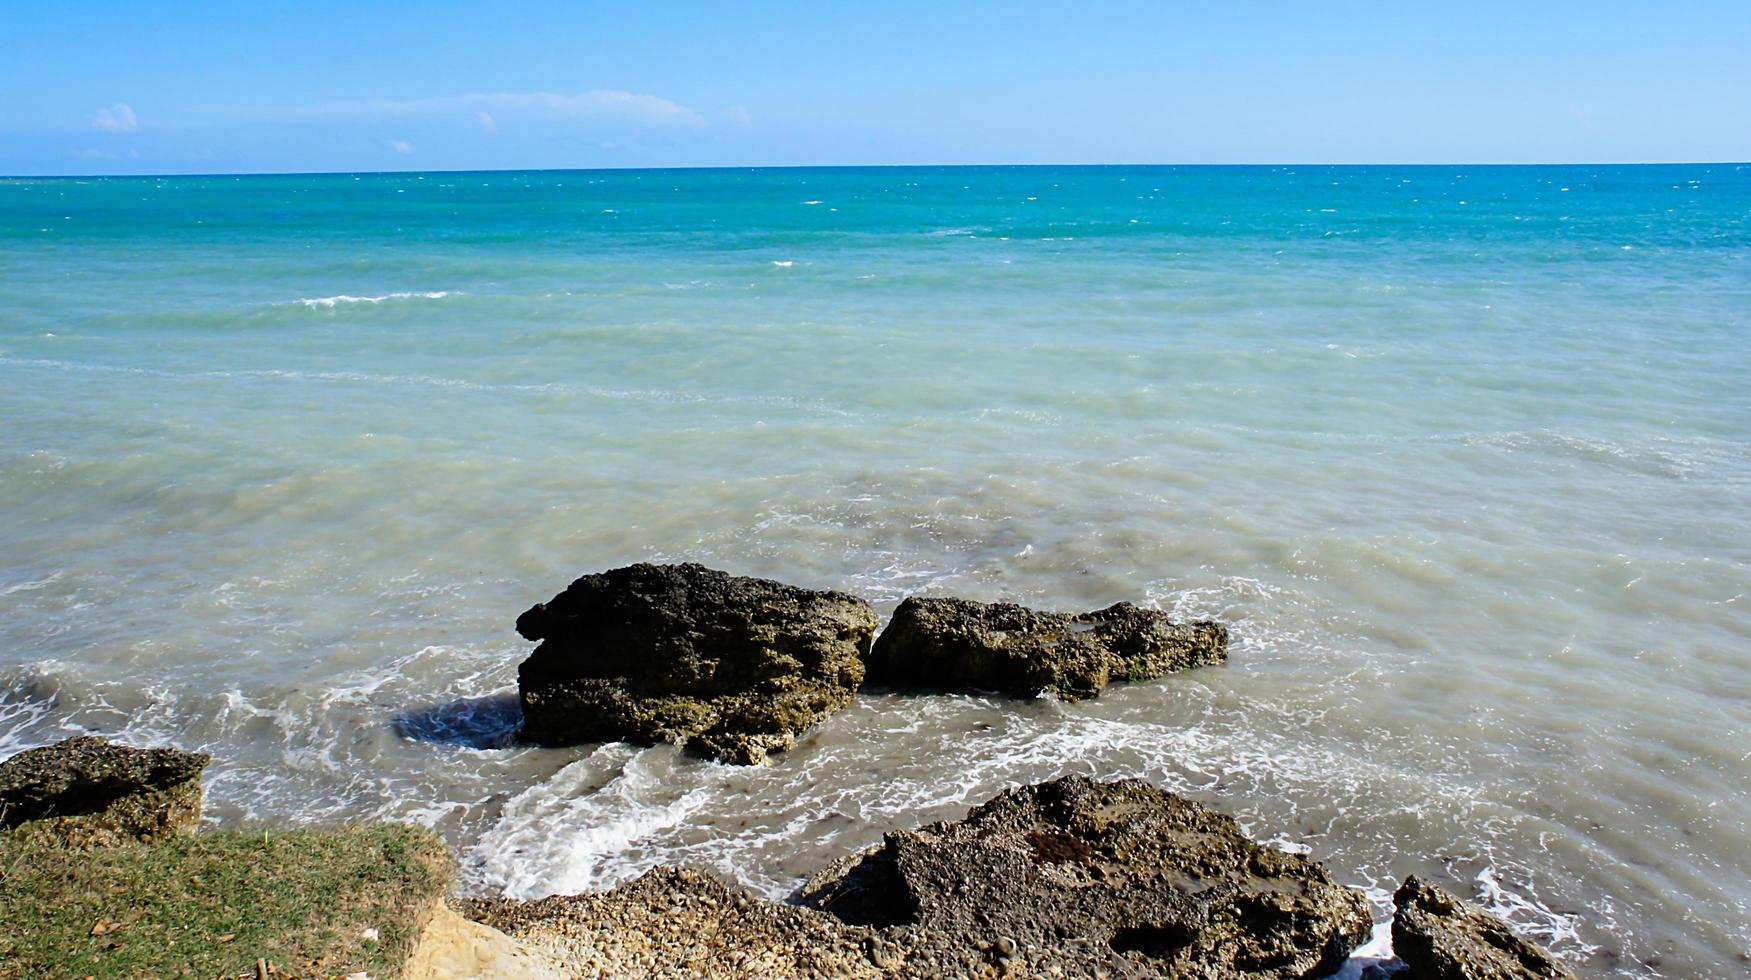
[0,735,210,846]
[800,774,1373,978]
[515,562,879,764]
[460,866,881,979]
[864,596,1227,700]
[1391,876,1577,980]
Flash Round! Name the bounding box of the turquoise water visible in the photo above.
[2,165,1748,976]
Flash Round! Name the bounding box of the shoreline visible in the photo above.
[2,734,1575,979]
[0,564,1601,978]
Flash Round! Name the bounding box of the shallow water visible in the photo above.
[2,165,1747,977]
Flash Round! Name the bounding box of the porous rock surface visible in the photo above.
[822,772,1374,977]
[460,776,1372,978]
[515,562,879,765]
[0,734,209,846]
[458,866,882,979]
[1391,876,1577,980]
[865,595,1228,700]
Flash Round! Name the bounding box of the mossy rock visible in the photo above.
[1392,876,1577,980]
[864,596,1227,700]
[515,563,878,764]
[801,775,1372,979]
[0,735,209,846]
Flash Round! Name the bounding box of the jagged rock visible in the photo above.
[515,563,878,765]
[1391,877,1577,980]
[0,735,209,846]
[801,774,1372,978]
[864,596,1227,700]
[457,776,1373,979]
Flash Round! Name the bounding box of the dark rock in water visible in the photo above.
[801,774,1372,978]
[1392,876,1577,980]
[865,595,1227,700]
[515,562,879,765]
[0,735,209,846]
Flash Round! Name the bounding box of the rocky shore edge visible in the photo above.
[0,563,1581,978]
[0,742,1582,980]
[1,735,1576,979]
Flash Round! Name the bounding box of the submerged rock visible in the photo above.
[801,774,1373,978]
[1391,877,1577,980]
[515,562,878,765]
[865,596,1227,700]
[0,735,209,846]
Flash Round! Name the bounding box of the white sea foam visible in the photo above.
[926,227,985,237]
[291,291,455,308]
[1324,918,1400,979]
[468,744,712,898]
[0,570,63,597]
[1475,862,1596,954]
[0,675,59,759]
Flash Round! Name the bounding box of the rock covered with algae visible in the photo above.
[800,774,1373,978]
[515,562,878,765]
[1390,876,1578,980]
[864,595,1227,700]
[0,735,210,846]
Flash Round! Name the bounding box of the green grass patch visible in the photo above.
[0,823,451,979]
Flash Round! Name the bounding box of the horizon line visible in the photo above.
[5,160,1748,181]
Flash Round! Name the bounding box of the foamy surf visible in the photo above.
[467,744,713,898]
[290,290,455,308]
[0,570,64,597]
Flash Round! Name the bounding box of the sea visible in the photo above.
[1,165,1746,977]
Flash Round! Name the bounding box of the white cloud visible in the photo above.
[92,103,138,132]
[249,90,708,128]
[387,139,414,154]
[722,105,753,126]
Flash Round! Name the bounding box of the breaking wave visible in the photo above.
[290,291,456,308]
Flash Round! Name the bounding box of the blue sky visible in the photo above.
[4,1,1748,174]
